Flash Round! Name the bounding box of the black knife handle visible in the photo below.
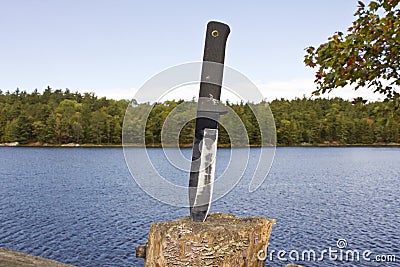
[199,21,230,100]
[203,21,230,64]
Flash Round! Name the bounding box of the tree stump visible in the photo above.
[136,213,276,267]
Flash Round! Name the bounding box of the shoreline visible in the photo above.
[1,142,400,148]
[0,248,76,267]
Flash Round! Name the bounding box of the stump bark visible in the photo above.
[137,213,276,267]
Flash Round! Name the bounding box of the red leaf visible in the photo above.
[347,58,355,66]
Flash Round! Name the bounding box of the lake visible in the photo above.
[0,147,399,266]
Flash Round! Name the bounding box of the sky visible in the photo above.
[0,0,384,101]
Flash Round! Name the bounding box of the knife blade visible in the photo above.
[189,21,230,222]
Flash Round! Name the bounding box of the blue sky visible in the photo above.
[0,0,382,101]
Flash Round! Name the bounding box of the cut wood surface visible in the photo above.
[139,212,276,267]
[0,248,76,267]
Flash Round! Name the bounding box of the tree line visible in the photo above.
[0,87,127,145]
[0,87,399,146]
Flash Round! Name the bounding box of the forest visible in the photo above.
[0,87,399,146]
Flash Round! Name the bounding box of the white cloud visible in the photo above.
[93,79,386,103]
[258,78,385,102]
[94,87,138,100]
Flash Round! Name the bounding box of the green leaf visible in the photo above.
[369,1,379,11]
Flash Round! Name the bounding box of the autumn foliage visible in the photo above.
[304,0,399,104]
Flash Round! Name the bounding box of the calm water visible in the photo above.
[0,147,399,267]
